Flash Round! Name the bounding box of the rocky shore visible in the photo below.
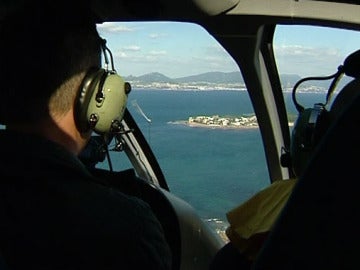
[169,115,258,129]
[169,114,294,129]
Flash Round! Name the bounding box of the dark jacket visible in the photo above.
[0,130,172,269]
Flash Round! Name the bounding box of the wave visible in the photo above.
[204,218,230,243]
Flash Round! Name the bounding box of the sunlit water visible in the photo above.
[103,89,328,237]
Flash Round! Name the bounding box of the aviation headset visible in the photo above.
[281,49,360,177]
[76,39,131,135]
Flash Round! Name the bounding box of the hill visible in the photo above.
[124,71,351,91]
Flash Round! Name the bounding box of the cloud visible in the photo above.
[112,46,141,60]
[113,50,128,58]
[274,45,344,76]
[97,22,136,33]
[149,50,167,56]
[275,45,341,58]
[205,44,227,53]
[123,45,141,51]
[148,33,168,39]
[187,44,238,72]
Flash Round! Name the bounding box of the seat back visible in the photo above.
[252,72,360,268]
[0,251,9,269]
[284,49,360,178]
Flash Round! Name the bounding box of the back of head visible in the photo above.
[286,49,360,177]
[253,60,360,270]
[0,1,101,125]
[329,79,360,118]
[289,79,359,177]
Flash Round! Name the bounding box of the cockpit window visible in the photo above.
[274,25,360,180]
[96,22,269,234]
[274,25,360,112]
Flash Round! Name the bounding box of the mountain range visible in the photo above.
[124,71,351,92]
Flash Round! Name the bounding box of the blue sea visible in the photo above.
[103,89,328,232]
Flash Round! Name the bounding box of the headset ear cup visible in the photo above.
[291,109,313,176]
[76,67,130,135]
[87,73,129,134]
[290,105,328,177]
[312,109,330,144]
[76,68,105,133]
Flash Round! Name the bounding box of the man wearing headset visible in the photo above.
[0,2,172,269]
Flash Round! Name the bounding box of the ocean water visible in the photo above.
[104,89,329,231]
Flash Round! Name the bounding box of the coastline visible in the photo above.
[169,120,259,129]
[169,120,294,129]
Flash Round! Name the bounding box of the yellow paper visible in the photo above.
[226,178,296,259]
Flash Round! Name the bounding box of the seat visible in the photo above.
[89,168,182,270]
[252,77,360,269]
[0,251,9,269]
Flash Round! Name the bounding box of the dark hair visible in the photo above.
[0,2,102,124]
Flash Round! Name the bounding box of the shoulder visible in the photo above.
[76,182,173,269]
[44,179,172,269]
[66,178,163,237]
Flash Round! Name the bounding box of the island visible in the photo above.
[170,114,295,129]
[169,114,258,129]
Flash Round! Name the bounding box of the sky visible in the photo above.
[96,22,360,79]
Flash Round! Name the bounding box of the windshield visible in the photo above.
[274,25,360,118]
[95,22,269,237]
[95,21,360,240]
